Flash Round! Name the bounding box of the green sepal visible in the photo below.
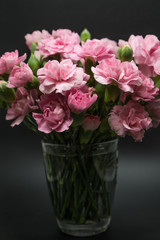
[104,85,120,103]
[85,58,96,86]
[77,60,83,68]
[0,81,16,103]
[152,75,160,89]
[31,43,38,54]
[80,28,91,42]
[95,83,105,98]
[27,76,40,90]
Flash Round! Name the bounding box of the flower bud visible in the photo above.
[0,80,16,103]
[80,28,91,42]
[28,54,40,74]
[31,43,38,54]
[120,45,133,62]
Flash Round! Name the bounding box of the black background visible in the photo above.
[0,0,160,239]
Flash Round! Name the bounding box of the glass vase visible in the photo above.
[42,138,119,237]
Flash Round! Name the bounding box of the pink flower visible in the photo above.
[91,58,121,85]
[118,61,142,93]
[108,100,152,141]
[82,114,101,131]
[38,29,81,60]
[92,59,141,93]
[37,59,89,94]
[68,88,97,113]
[25,30,51,49]
[0,50,26,75]
[77,39,117,62]
[128,35,160,77]
[33,93,73,133]
[118,39,130,48]
[147,100,160,127]
[6,87,38,127]
[7,62,33,88]
[132,72,159,101]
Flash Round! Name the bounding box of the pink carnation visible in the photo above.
[77,39,117,62]
[33,93,73,133]
[108,100,152,141]
[37,59,89,94]
[147,100,160,127]
[118,61,142,92]
[128,35,160,77]
[91,58,121,85]
[7,62,33,88]
[6,87,38,127]
[25,30,51,49]
[132,73,159,101]
[38,29,81,60]
[82,114,101,131]
[0,50,26,75]
[68,88,97,113]
[92,59,141,93]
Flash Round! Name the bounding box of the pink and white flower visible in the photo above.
[7,62,33,88]
[37,59,89,94]
[108,100,152,141]
[33,93,73,133]
[6,87,38,127]
[128,34,160,77]
[77,39,117,62]
[0,50,26,75]
[38,29,81,60]
[118,61,142,92]
[132,72,159,101]
[91,58,121,85]
[67,88,97,113]
[82,114,101,131]
[25,30,51,49]
[92,59,141,93]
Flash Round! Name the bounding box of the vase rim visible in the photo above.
[41,137,118,148]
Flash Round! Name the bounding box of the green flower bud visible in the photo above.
[28,54,40,74]
[80,28,91,42]
[121,45,133,62]
[0,81,16,103]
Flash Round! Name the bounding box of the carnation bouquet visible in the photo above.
[1,28,160,236]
